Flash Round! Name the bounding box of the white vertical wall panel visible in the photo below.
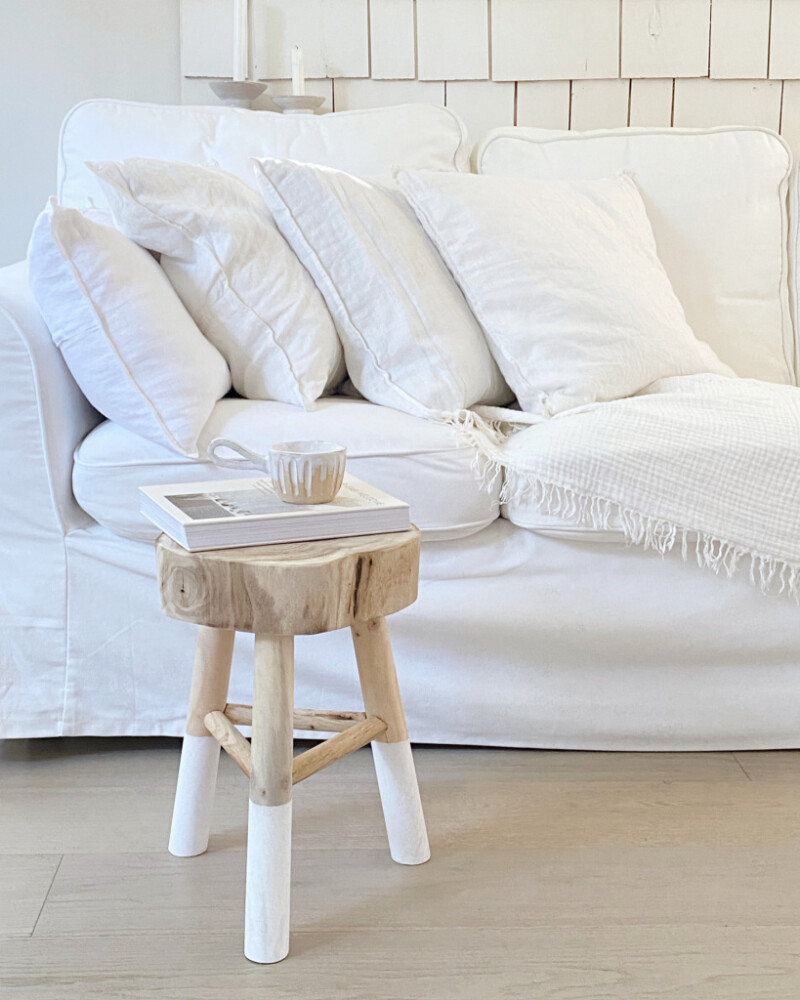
[769,0,800,80]
[251,0,369,79]
[710,0,770,79]
[491,0,620,82]
[628,78,674,126]
[444,81,514,142]
[622,0,711,79]
[570,80,631,131]
[182,76,225,103]
[333,78,445,110]
[180,0,799,145]
[673,78,782,129]
[417,0,488,81]
[181,0,233,78]
[516,82,571,129]
[369,0,415,79]
[779,81,800,156]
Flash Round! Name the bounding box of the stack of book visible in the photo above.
[139,474,410,552]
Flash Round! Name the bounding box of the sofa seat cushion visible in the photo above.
[73,397,499,543]
[501,503,625,544]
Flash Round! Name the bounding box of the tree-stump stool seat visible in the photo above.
[157,527,429,964]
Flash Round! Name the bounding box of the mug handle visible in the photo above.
[207,438,268,473]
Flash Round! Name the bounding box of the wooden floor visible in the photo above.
[2,740,800,999]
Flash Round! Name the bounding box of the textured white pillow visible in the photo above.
[398,171,733,416]
[252,158,510,419]
[88,158,343,406]
[27,199,230,457]
[477,125,795,386]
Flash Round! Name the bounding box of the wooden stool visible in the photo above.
[157,527,429,964]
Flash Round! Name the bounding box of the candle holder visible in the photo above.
[272,95,326,115]
[208,80,268,109]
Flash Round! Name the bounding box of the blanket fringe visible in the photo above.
[440,409,800,602]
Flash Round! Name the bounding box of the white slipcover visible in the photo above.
[49,520,800,748]
[4,101,800,748]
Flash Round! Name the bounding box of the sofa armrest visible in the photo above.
[0,260,101,531]
[0,261,101,623]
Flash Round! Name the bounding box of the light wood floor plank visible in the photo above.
[0,855,61,937]
[2,926,800,999]
[0,739,748,789]
[2,738,800,998]
[734,751,800,782]
[29,844,800,937]
[5,776,800,855]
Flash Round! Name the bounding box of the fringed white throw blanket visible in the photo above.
[444,374,800,600]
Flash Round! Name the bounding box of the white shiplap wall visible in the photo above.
[180,0,800,150]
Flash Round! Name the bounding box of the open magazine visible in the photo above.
[140,474,410,551]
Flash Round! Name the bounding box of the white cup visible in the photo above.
[208,438,346,504]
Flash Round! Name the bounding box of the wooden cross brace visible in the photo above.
[204,704,388,784]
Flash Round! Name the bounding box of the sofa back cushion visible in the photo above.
[58,99,470,210]
[477,125,796,385]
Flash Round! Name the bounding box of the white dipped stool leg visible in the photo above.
[371,740,430,865]
[351,617,430,866]
[170,734,223,857]
[169,626,235,858]
[245,633,294,964]
[245,799,292,963]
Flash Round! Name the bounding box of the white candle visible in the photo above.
[291,45,305,96]
[233,0,248,81]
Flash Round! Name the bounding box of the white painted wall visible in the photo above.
[0,0,182,266]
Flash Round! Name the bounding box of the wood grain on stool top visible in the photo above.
[157,528,420,634]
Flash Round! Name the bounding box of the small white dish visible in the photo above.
[208,438,346,504]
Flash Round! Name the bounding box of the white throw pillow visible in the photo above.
[398,170,733,416]
[252,158,511,419]
[28,199,230,457]
[477,125,795,386]
[88,158,343,406]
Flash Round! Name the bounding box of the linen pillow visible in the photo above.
[88,158,343,407]
[28,199,230,457]
[397,170,733,416]
[252,158,511,419]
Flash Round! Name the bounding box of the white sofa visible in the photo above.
[3,99,800,750]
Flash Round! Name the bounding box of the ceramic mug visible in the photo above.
[208,438,347,504]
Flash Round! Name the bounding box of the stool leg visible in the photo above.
[169,626,235,858]
[245,633,294,964]
[351,617,430,866]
